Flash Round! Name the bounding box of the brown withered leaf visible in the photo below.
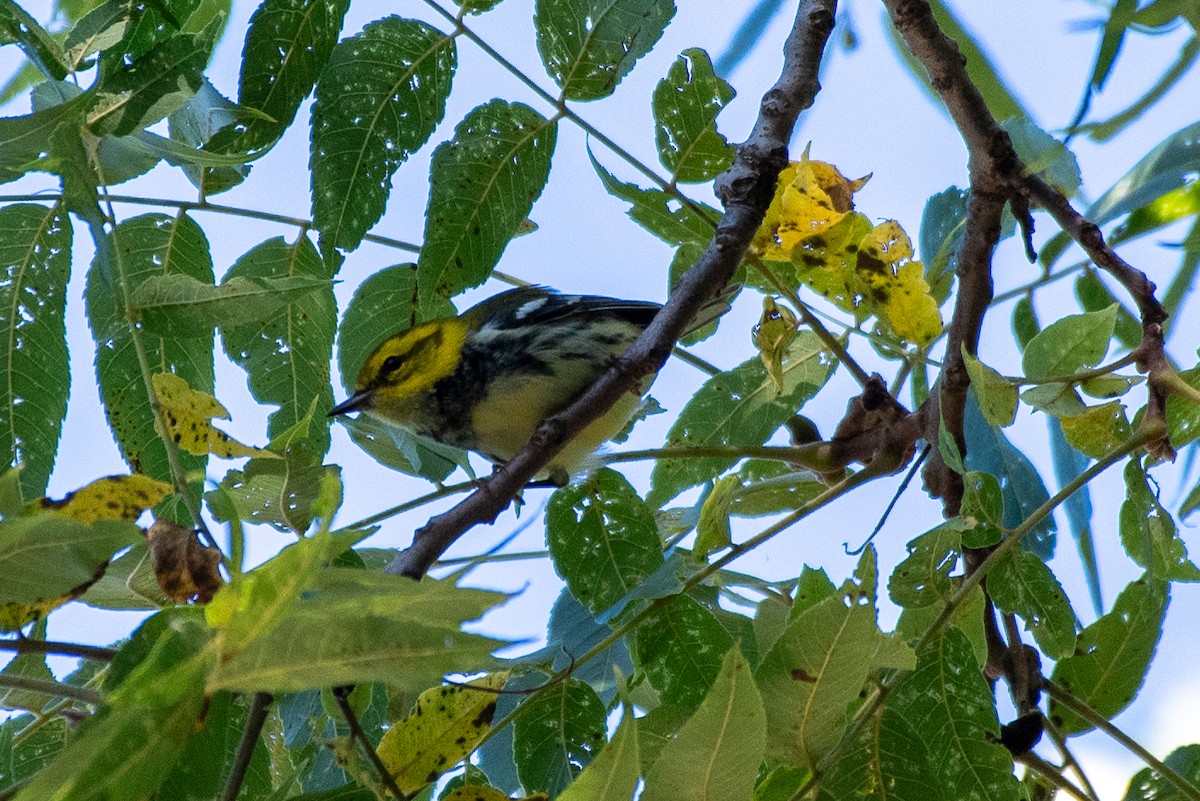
[146,520,224,604]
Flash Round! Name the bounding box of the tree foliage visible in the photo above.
[1,0,1200,800]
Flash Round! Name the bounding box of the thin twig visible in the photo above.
[1045,681,1200,801]
[1017,751,1092,801]
[386,0,841,579]
[0,675,100,705]
[0,639,117,662]
[331,688,408,800]
[1044,716,1103,801]
[219,692,272,801]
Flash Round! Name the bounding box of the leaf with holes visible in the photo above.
[536,0,676,101]
[546,468,664,614]
[653,48,734,183]
[311,16,456,251]
[220,236,336,459]
[0,204,71,498]
[887,628,1020,801]
[417,101,556,310]
[632,594,733,710]
[649,332,834,507]
[87,214,214,484]
[512,680,607,796]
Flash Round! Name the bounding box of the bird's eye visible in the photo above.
[381,355,404,375]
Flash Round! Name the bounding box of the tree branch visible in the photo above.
[882,0,1178,480]
[219,692,272,801]
[386,0,841,578]
[0,638,117,662]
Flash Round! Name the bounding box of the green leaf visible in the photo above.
[817,706,944,801]
[155,691,273,801]
[1011,295,1039,349]
[0,0,70,79]
[590,147,719,247]
[416,101,556,309]
[86,213,214,483]
[1074,271,1140,350]
[1060,401,1132,459]
[726,459,826,518]
[632,593,733,710]
[1021,305,1116,378]
[168,80,251,194]
[919,186,967,304]
[756,555,914,768]
[694,474,736,559]
[962,348,1016,427]
[62,0,130,69]
[1089,120,1200,228]
[512,680,607,796]
[1121,744,1200,801]
[1049,574,1167,735]
[649,332,834,506]
[887,519,965,609]
[535,0,675,101]
[887,628,1020,801]
[89,27,216,137]
[210,565,508,693]
[131,272,331,337]
[12,611,213,801]
[311,16,456,251]
[1001,117,1081,196]
[335,413,463,484]
[0,621,55,712]
[652,48,734,183]
[641,647,765,801]
[80,541,170,609]
[0,94,88,185]
[229,0,351,149]
[546,468,664,614]
[558,706,640,801]
[1165,360,1200,449]
[220,236,336,459]
[0,204,71,498]
[988,550,1076,660]
[1120,459,1200,581]
[210,454,339,536]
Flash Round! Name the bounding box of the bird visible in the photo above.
[329,285,733,485]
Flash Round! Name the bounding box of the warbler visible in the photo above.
[329,286,732,484]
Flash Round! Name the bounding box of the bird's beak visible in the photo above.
[328,389,373,417]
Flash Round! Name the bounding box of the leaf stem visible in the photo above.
[336,480,477,533]
[0,193,422,254]
[1014,351,1140,387]
[1045,681,1200,801]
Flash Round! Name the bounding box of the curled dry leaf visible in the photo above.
[146,520,224,604]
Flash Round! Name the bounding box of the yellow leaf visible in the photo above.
[753,297,798,394]
[0,596,69,633]
[38,474,173,523]
[855,221,944,346]
[152,373,270,459]
[377,672,511,794]
[790,211,873,316]
[440,788,511,801]
[752,151,870,262]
